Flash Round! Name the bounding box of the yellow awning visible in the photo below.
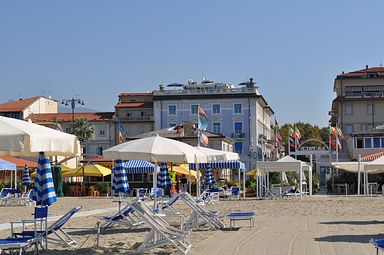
[62,164,111,177]
[31,164,74,178]
[246,169,261,176]
[170,164,198,179]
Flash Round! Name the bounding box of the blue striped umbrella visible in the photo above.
[204,163,215,188]
[112,159,129,194]
[32,152,57,206]
[157,162,172,189]
[21,165,31,187]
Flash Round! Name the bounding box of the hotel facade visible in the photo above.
[152,79,275,165]
[331,66,384,160]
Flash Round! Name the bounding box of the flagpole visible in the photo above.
[335,124,339,162]
[294,125,298,159]
[288,127,291,156]
[196,105,201,198]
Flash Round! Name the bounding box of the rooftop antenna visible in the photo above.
[202,73,205,82]
[381,62,383,67]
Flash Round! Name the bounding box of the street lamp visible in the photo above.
[61,97,85,131]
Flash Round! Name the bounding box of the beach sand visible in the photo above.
[1,195,384,254]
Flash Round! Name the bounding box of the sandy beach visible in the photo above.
[1,195,384,255]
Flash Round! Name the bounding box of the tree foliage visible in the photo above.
[280,122,327,152]
[72,118,94,142]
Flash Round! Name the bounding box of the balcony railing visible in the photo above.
[117,116,154,121]
[231,132,245,138]
[153,86,259,96]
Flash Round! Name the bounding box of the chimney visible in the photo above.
[342,71,344,74]
[159,84,164,91]
[366,65,369,69]
[247,77,254,88]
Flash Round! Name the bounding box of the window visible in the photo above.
[381,138,384,148]
[364,137,372,148]
[235,142,243,154]
[367,104,374,115]
[82,147,87,154]
[97,147,103,155]
[169,123,176,128]
[355,138,363,148]
[234,104,242,114]
[213,123,221,134]
[234,122,243,133]
[344,104,353,115]
[345,124,353,135]
[212,104,220,114]
[99,130,105,136]
[373,137,381,148]
[141,111,147,116]
[139,125,145,134]
[169,105,176,115]
[191,105,198,115]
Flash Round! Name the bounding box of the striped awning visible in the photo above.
[361,151,384,162]
[189,160,246,171]
[124,160,160,173]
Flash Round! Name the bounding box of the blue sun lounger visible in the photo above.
[11,207,82,249]
[225,212,256,230]
[370,238,384,254]
[100,202,144,229]
[0,237,37,255]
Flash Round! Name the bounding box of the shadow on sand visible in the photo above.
[320,220,384,225]
[314,234,383,244]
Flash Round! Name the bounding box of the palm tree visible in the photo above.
[72,118,94,142]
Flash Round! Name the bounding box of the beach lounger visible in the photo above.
[11,206,82,249]
[16,190,35,206]
[0,188,10,206]
[225,212,256,230]
[100,201,144,229]
[370,238,384,255]
[130,201,191,254]
[200,188,220,204]
[179,192,224,231]
[161,195,184,228]
[229,187,240,200]
[0,237,38,255]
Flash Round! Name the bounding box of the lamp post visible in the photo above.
[61,97,84,132]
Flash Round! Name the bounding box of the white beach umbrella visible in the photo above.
[194,147,240,161]
[0,116,80,157]
[103,135,207,163]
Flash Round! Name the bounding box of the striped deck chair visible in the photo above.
[100,201,144,229]
[130,201,191,254]
[11,207,82,248]
[179,192,224,231]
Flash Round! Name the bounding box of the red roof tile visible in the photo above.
[118,92,152,97]
[338,67,384,78]
[27,112,114,122]
[0,156,38,168]
[0,96,40,112]
[114,102,153,108]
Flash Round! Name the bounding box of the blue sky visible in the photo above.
[1,1,383,127]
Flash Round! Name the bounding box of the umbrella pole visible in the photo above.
[154,161,158,210]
